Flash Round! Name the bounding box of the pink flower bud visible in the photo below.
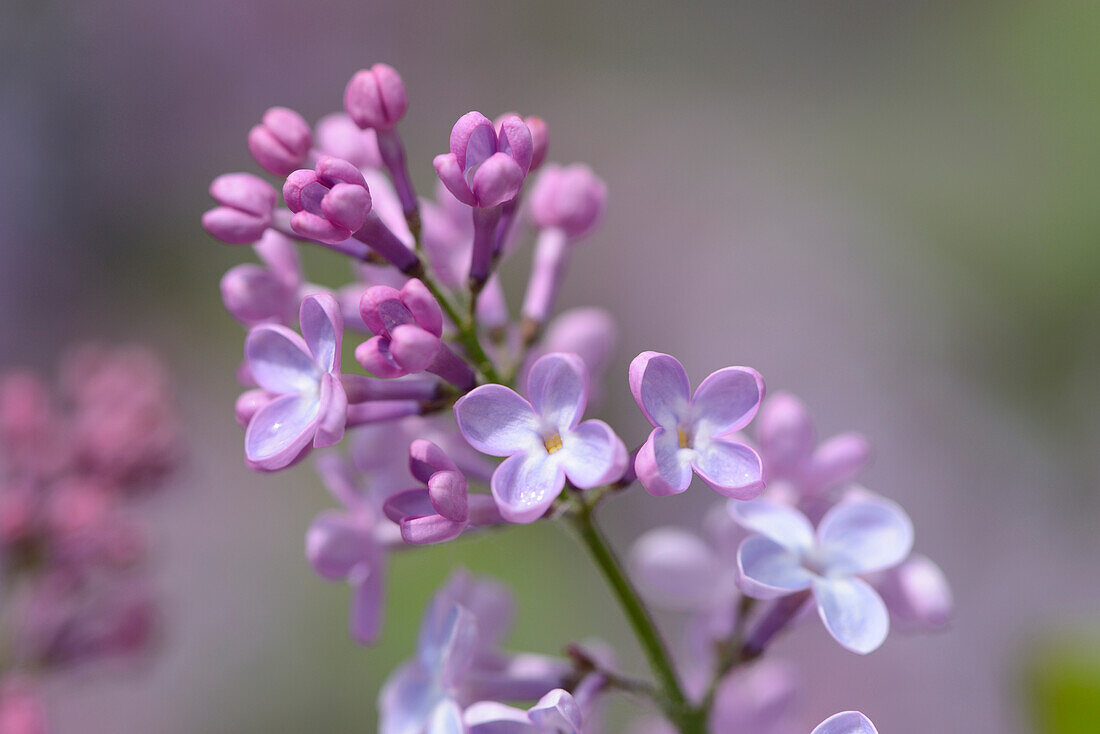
[202,173,277,244]
[344,64,408,131]
[247,106,313,176]
[283,156,372,244]
[529,164,607,239]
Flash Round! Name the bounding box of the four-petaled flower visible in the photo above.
[731,497,913,654]
[454,353,627,524]
[433,112,533,209]
[629,352,765,499]
[242,293,347,471]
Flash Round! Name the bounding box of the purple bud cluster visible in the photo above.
[204,63,947,733]
[0,346,183,731]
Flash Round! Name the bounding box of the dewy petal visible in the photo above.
[692,439,764,500]
[737,535,814,599]
[454,386,541,457]
[245,393,321,469]
[634,428,692,497]
[691,366,765,438]
[305,509,375,580]
[630,527,721,610]
[245,325,321,394]
[490,452,565,524]
[813,576,890,654]
[728,499,815,553]
[560,419,626,489]
[811,712,878,734]
[526,353,589,432]
[349,562,386,644]
[528,689,583,734]
[816,498,913,576]
[300,293,342,372]
[629,352,691,429]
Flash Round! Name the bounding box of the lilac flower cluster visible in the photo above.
[0,346,183,732]
[205,63,950,733]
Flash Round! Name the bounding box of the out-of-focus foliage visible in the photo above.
[1025,631,1100,734]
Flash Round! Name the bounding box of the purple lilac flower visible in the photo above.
[755,392,871,509]
[356,280,475,388]
[731,497,913,654]
[242,293,347,471]
[383,439,503,545]
[454,353,628,523]
[521,165,608,327]
[247,106,313,177]
[629,352,765,499]
[812,711,877,734]
[434,112,534,288]
[380,572,568,734]
[463,688,583,734]
[306,451,400,644]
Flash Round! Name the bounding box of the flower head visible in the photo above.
[242,293,347,471]
[284,156,372,244]
[629,352,765,499]
[454,353,627,523]
[731,497,913,654]
[434,112,533,208]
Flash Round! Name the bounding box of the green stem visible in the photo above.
[566,501,706,734]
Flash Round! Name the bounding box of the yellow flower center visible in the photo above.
[544,434,564,454]
[678,427,691,449]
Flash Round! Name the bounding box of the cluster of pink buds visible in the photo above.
[204,62,950,733]
[0,346,182,732]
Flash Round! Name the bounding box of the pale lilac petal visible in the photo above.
[390,324,443,372]
[300,293,342,372]
[434,153,477,206]
[630,527,721,610]
[450,111,496,169]
[526,353,589,431]
[490,452,565,524]
[813,577,889,654]
[428,470,468,523]
[464,702,535,733]
[349,562,385,644]
[454,386,541,457]
[305,510,374,580]
[541,308,617,381]
[244,393,320,469]
[634,428,692,497]
[529,689,582,734]
[496,114,534,173]
[379,662,439,734]
[875,554,953,630]
[245,325,320,393]
[402,279,445,337]
[561,419,626,489]
[691,367,764,437]
[464,653,571,702]
[428,700,467,734]
[728,500,815,553]
[355,336,409,379]
[253,230,302,287]
[419,602,477,689]
[629,352,691,429]
[804,432,872,493]
[817,498,913,576]
[314,453,365,510]
[692,439,764,500]
[313,373,347,448]
[409,439,460,484]
[384,488,436,523]
[755,392,815,476]
[737,535,813,599]
[811,712,878,734]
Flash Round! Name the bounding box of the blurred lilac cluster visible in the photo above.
[204,63,949,733]
[0,346,182,732]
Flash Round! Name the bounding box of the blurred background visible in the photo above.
[2,0,1099,731]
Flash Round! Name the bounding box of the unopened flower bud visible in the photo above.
[247,106,313,176]
[202,173,277,244]
[283,157,372,244]
[344,64,408,131]
[529,163,607,239]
